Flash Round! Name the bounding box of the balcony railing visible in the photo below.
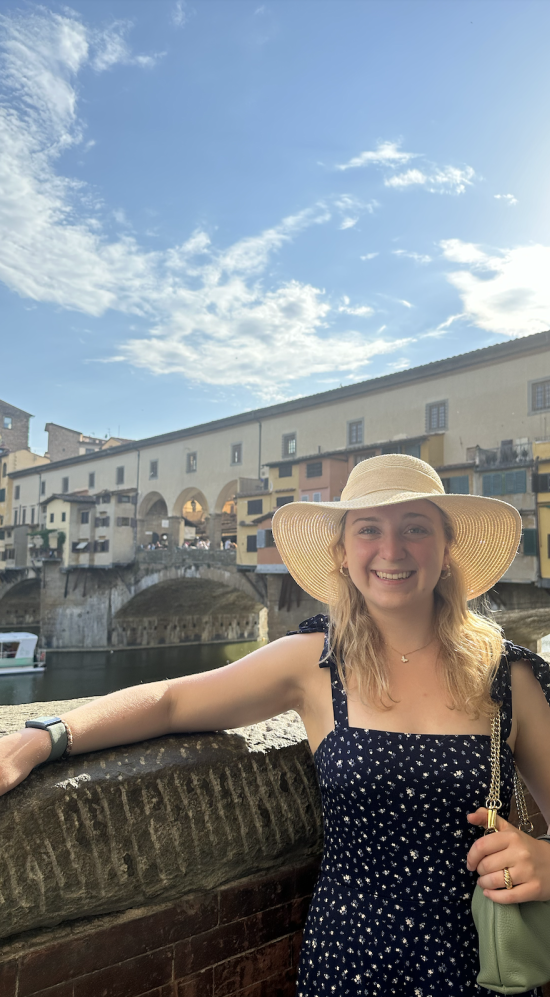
[466,442,532,468]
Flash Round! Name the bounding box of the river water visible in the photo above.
[0,640,263,707]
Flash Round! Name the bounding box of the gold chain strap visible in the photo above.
[485,707,534,835]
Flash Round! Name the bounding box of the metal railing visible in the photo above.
[466,442,532,468]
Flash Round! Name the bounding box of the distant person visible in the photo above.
[224,539,232,549]
[3,455,550,995]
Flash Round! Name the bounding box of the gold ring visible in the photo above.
[503,867,513,890]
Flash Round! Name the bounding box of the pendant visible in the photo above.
[401,655,409,662]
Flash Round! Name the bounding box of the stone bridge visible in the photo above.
[0,551,272,650]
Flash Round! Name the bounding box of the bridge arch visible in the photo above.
[110,561,267,647]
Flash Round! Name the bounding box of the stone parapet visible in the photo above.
[0,701,322,941]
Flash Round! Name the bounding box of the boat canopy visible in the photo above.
[0,632,38,659]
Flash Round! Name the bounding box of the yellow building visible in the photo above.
[533,441,550,584]
[0,448,49,564]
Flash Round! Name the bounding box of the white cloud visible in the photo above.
[440,240,550,336]
[385,165,475,195]
[360,252,379,260]
[91,21,164,72]
[387,358,411,371]
[336,141,417,171]
[393,249,432,264]
[172,2,190,28]
[494,193,518,206]
[398,299,413,309]
[340,217,358,230]
[338,296,374,317]
[336,140,475,196]
[0,8,411,398]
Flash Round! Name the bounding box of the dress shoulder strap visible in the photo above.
[286,615,348,727]
[491,641,550,740]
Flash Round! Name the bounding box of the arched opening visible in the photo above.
[138,491,170,547]
[172,488,210,546]
[215,480,239,547]
[0,578,40,631]
[111,576,265,647]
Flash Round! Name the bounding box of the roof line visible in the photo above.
[10,330,550,478]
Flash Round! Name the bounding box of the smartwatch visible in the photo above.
[25,716,69,763]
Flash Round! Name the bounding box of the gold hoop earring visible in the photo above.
[339,565,349,576]
[440,565,451,580]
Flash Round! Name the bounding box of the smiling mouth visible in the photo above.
[373,570,414,580]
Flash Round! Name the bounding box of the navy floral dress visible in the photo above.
[290,615,550,997]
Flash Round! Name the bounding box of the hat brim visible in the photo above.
[272,491,522,603]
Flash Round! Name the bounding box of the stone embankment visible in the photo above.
[0,701,322,997]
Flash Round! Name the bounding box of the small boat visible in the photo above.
[0,632,46,675]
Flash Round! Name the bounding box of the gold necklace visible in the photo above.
[387,636,435,663]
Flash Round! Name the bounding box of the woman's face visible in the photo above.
[342,500,448,616]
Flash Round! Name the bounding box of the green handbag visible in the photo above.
[471,709,550,993]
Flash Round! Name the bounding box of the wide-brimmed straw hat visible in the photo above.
[271,453,522,603]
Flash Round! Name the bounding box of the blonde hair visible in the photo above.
[327,504,504,717]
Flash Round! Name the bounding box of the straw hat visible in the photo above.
[271,453,522,603]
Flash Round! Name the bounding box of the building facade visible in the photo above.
[6,331,550,591]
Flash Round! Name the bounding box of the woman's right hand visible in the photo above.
[0,727,51,796]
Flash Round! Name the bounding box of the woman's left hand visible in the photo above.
[467,808,550,903]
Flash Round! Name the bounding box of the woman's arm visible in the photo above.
[467,659,550,902]
[0,633,323,797]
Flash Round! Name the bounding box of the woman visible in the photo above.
[2,454,550,995]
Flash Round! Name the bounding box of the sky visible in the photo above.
[1,0,550,454]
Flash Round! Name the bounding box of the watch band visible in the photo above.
[537,834,550,844]
[25,716,68,763]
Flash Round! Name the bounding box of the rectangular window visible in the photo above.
[441,475,470,494]
[306,461,322,478]
[72,541,90,553]
[348,420,363,446]
[401,442,422,458]
[2,463,6,476]
[81,511,90,524]
[0,489,4,502]
[62,477,69,493]
[49,513,54,523]
[187,452,197,473]
[61,512,66,522]
[0,530,4,540]
[246,535,257,553]
[14,485,20,500]
[98,493,111,504]
[31,507,35,524]
[117,494,131,503]
[116,466,125,485]
[3,416,12,429]
[231,443,242,465]
[89,472,95,489]
[282,433,297,457]
[301,494,309,501]
[117,517,131,527]
[426,400,448,432]
[21,508,26,524]
[149,460,158,479]
[534,472,550,493]
[532,379,550,411]
[522,529,537,556]
[482,470,527,496]
[94,539,110,553]
[41,481,46,495]
[312,492,322,502]
[278,463,293,478]
[13,510,17,525]
[276,495,293,507]
[247,499,263,515]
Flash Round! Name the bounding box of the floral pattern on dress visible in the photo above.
[288,615,549,996]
